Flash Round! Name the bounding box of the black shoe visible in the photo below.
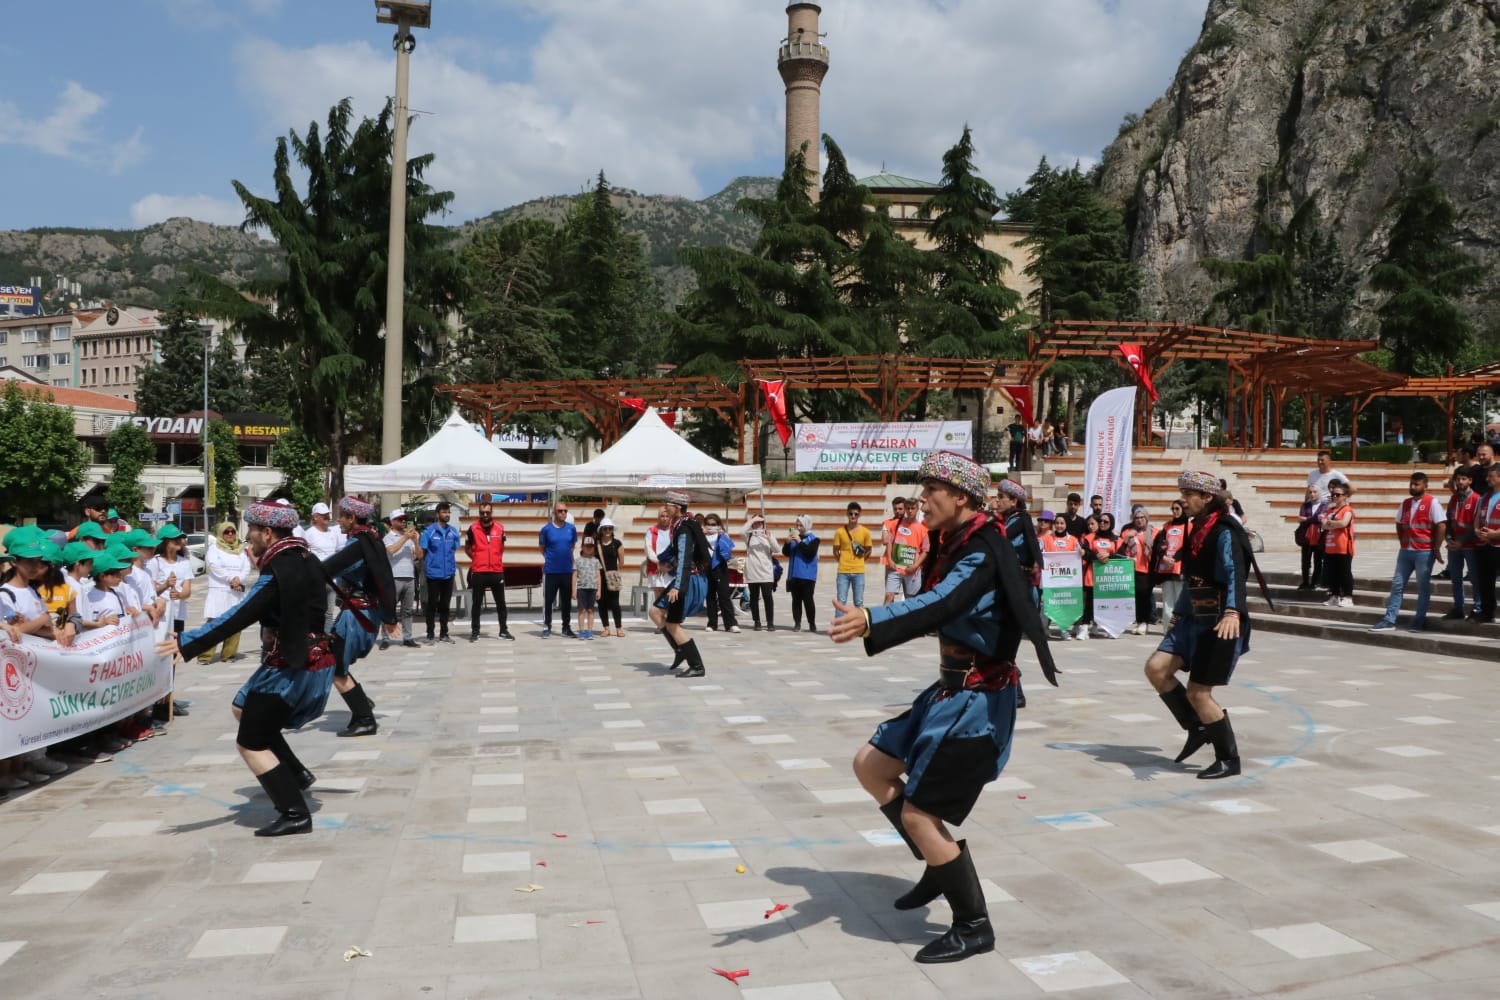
[766,623,776,632]
[498,630,515,640]
[469,632,483,642]
[402,639,420,648]
[561,630,577,638]
[338,717,378,738]
[378,640,390,651]
[254,764,312,837]
[752,623,762,631]
[674,665,706,678]
[440,635,454,643]
[913,844,994,964]
[1197,714,1241,780]
[791,624,801,632]
[425,634,436,643]
[1160,685,1209,762]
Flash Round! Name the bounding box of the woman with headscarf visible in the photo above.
[743,513,777,630]
[199,522,253,663]
[782,514,820,632]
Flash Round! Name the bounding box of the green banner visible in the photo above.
[1041,550,1084,631]
[1093,558,1137,638]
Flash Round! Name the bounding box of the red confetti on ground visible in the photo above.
[536,861,548,867]
[551,833,568,838]
[585,920,605,925]
[1018,794,1027,799]
[763,903,788,919]
[710,967,750,984]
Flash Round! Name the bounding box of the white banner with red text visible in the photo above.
[0,617,173,756]
[1083,387,1136,530]
[794,422,973,472]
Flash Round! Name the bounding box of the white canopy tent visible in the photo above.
[343,411,557,494]
[556,407,762,501]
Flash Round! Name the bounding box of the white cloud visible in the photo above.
[0,80,151,173]
[231,0,1205,219]
[130,193,246,227]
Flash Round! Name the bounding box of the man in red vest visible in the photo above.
[1442,466,1480,620]
[1371,471,1446,632]
[465,494,515,642]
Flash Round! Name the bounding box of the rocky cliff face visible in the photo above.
[1099,0,1500,330]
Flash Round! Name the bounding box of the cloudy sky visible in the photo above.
[2,0,1207,231]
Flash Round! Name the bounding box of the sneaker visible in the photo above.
[401,639,421,648]
[706,625,718,632]
[469,632,483,642]
[1369,620,1395,631]
[425,634,436,644]
[752,624,762,631]
[1324,596,1340,607]
[379,640,390,651]
[766,624,776,632]
[26,756,68,776]
[561,630,577,638]
[20,769,51,784]
[1441,610,1464,620]
[498,630,515,641]
[0,774,29,790]
[542,628,552,638]
[727,625,741,634]
[440,635,454,643]
[1339,597,1355,608]
[1405,624,1425,633]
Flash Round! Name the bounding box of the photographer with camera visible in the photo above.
[833,502,874,609]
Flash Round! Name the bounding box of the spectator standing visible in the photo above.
[464,495,514,641]
[1118,504,1158,634]
[1005,418,1026,470]
[702,513,740,632]
[198,523,252,663]
[573,535,601,639]
[1062,493,1088,538]
[596,519,625,637]
[1371,471,1447,632]
[304,501,344,627]
[883,499,929,604]
[743,514,777,631]
[643,508,674,608]
[1471,465,1500,623]
[1295,487,1325,589]
[148,525,193,638]
[1152,500,1189,628]
[1319,481,1356,607]
[1307,449,1350,503]
[420,501,462,643]
[832,502,873,609]
[381,508,422,649]
[1443,467,1480,619]
[539,501,578,638]
[782,514,821,632]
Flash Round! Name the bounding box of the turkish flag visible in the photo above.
[1119,343,1159,403]
[620,399,676,429]
[1000,384,1033,425]
[758,379,792,447]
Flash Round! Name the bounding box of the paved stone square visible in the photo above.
[1,611,1498,999]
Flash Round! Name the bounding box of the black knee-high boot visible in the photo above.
[337,682,378,738]
[268,733,315,790]
[674,640,705,678]
[1197,712,1241,780]
[878,796,924,860]
[254,764,312,837]
[896,839,969,910]
[1160,684,1208,762]
[663,632,686,672]
[913,842,994,963]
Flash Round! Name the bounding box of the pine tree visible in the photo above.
[1015,162,1138,322]
[1371,175,1485,375]
[136,303,208,419]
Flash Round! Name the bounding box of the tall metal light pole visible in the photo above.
[202,320,213,535]
[375,0,432,463]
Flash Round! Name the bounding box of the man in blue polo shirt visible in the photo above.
[420,501,462,643]
[539,502,578,638]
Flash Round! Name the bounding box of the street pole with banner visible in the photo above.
[1083,386,1135,530]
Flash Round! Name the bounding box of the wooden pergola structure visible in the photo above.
[433,376,745,450]
[1026,321,1381,447]
[1347,367,1500,460]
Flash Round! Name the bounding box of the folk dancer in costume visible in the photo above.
[655,490,711,678]
[328,496,400,737]
[1144,471,1255,780]
[830,452,1057,964]
[175,502,346,836]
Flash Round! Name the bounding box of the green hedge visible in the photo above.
[1329,443,1414,463]
[1415,440,1448,462]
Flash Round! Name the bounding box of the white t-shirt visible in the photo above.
[82,585,128,622]
[384,531,417,579]
[0,582,46,623]
[1307,467,1350,503]
[645,524,674,588]
[125,565,156,612]
[148,554,193,622]
[305,524,344,561]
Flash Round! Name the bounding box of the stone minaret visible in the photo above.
[777,3,830,201]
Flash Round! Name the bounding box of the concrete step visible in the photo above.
[1247,606,1499,660]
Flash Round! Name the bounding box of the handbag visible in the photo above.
[605,570,623,592]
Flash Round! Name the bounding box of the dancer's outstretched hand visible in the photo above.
[155,638,180,663]
[827,598,867,645]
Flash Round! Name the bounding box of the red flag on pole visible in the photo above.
[620,399,676,428]
[1118,343,1159,403]
[1000,385,1034,426]
[757,379,792,447]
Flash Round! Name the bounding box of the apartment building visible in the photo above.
[0,312,78,388]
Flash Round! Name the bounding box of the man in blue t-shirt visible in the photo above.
[419,501,463,643]
[539,502,578,637]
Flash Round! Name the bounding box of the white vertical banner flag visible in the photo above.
[1083,386,1136,530]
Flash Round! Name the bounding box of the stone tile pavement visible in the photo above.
[2,611,1499,999]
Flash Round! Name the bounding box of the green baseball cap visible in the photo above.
[121,529,157,550]
[74,522,107,541]
[4,525,46,545]
[61,541,96,565]
[155,524,185,540]
[107,508,118,519]
[5,537,47,560]
[90,549,131,574]
[104,542,137,563]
